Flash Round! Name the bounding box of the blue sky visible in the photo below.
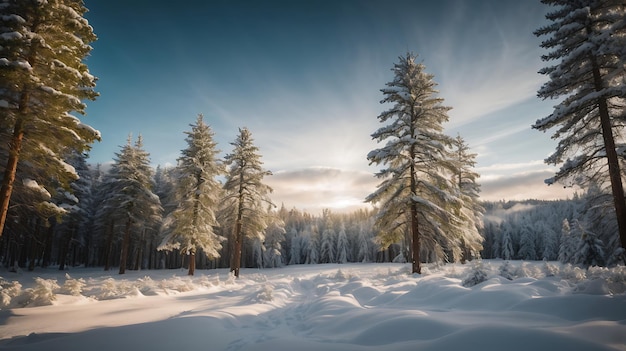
[82,0,576,213]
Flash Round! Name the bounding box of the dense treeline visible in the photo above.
[1,153,623,272]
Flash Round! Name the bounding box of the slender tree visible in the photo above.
[0,0,100,236]
[450,134,484,262]
[533,0,626,252]
[366,52,461,274]
[158,115,225,275]
[221,128,273,277]
[101,135,162,274]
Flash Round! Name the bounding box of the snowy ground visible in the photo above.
[1,260,625,351]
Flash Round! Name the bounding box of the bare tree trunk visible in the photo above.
[0,116,26,237]
[230,173,245,278]
[119,217,132,274]
[104,220,115,271]
[590,59,626,252]
[188,249,196,275]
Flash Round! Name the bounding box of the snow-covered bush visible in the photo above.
[21,278,60,307]
[0,278,22,307]
[498,261,515,280]
[255,284,274,302]
[462,260,489,287]
[560,264,587,282]
[515,261,542,278]
[62,274,86,296]
[542,261,560,277]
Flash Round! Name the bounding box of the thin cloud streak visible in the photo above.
[266,167,377,214]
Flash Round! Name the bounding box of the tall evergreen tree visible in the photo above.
[102,135,162,274]
[533,0,626,252]
[158,115,225,275]
[450,134,484,261]
[366,52,460,274]
[0,0,100,236]
[221,128,273,278]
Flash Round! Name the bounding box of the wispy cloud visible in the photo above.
[480,169,578,201]
[265,167,377,214]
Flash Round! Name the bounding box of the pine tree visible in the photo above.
[0,0,100,236]
[336,224,349,264]
[501,227,515,261]
[158,115,225,275]
[101,135,162,274]
[558,218,573,263]
[320,227,336,264]
[572,221,606,267]
[366,52,460,274]
[517,221,537,261]
[221,128,273,277]
[533,0,626,252]
[450,134,484,262]
[263,215,286,268]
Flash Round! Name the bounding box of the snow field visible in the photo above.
[0,261,625,351]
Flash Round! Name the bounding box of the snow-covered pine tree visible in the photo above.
[320,227,336,264]
[517,221,537,261]
[501,227,515,261]
[558,218,573,263]
[572,221,606,267]
[356,223,372,263]
[450,134,484,262]
[100,135,162,274]
[533,0,626,252]
[0,0,100,236]
[336,224,349,264]
[366,52,461,274]
[263,214,286,268]
[221,128,273,277]
[158,115,225,275]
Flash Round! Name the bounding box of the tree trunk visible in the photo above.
[118,217,132,274]
[188,249,196,275]
[410,163,421,274]
[590,58,626,252]
[0,116,26,237]
[230,173,245,278]
[103,220,114,271]
[42,220,55,268]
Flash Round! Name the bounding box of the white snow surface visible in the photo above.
[1,261,625,351]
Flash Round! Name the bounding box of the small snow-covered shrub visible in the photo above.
[98,277,120,300]
[21,278,60,307]
[542,262,559,277]
[498,261,515,280]
[334,269,349,280]
[0,278,22,307]
[62,274,86,296]
[256,284,274,302]
[560,264,586,282]
[514,262,540,279]
[462,260,489,287]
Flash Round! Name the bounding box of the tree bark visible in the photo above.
[590,57,626,252]
[0,116,26,237]
[410,167,421,274]
[118,217,132,274]
[230,172,245,278]
[103,220,114,271]
[188,249,196,275]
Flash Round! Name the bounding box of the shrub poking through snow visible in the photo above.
[62,274,86,296]
[498,261,515,280]
[462,260,489,287]
[542,261,560,277]
[21,278,60,307]
[256,284,274,302]
[0,278,22,307]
